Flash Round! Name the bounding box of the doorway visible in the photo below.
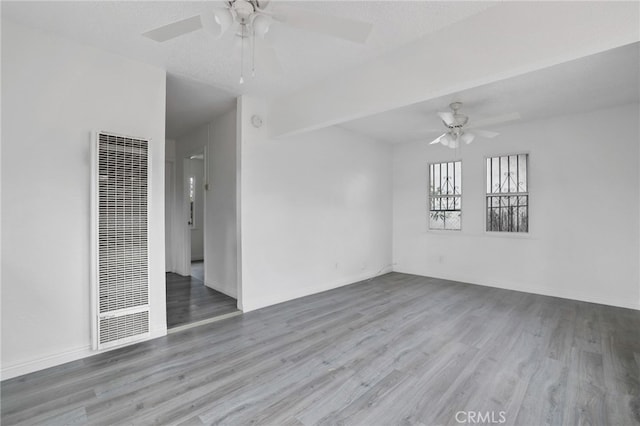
[165,146,240,331]
[187,153,205,279]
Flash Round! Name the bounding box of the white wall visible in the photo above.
[165,139,176,272]
[166,139,176,161]
[189,158,205,261]
[206,109,238,298]
[1,20,167,379]
[393,103,640,310]
[238,97,393,312]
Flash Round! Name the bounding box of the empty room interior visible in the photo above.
[1,1,639,425]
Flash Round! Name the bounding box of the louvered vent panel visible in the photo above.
[96,132,150,348]
[99,311,149,344]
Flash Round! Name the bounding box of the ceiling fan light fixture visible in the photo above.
[200,12,221,37]
[448,136,460,149]
[429,101,512,149]
[252,15,271,38]
[213,8,234,34]
[460,132,475,145]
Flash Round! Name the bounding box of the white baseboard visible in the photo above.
[1,345,93,381]
[241,266,393,313]
[168,310,242,334]
[2,329,167,381]
[393,268,640,311]
[205,280,237,299]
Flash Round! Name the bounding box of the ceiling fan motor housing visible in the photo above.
[448,114,468,129]
[232,0,256,22]
[444,102,468,131]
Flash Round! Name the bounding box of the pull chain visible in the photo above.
[252,25,256,77]
[239,23,245,84]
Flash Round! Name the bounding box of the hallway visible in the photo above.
[165,269,238,329]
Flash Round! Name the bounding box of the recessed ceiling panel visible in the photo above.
[339,42,640,143]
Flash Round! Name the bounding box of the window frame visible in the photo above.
[428,160,463,231]
[188,175,196,229]
[484,152,530,234]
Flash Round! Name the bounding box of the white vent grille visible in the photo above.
[99,311,149,344]
[94,132,150,349]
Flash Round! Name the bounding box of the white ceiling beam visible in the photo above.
[268,2,639,138]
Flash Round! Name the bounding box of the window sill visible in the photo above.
[426,229,462,235]
[425,229,535,240]
[483,231,532,240]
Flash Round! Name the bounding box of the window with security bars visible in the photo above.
[429,161,462,230]
[188,176,196,228]
[486,153,528,232]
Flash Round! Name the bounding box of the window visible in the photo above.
[486,154,528,232]
[429,161,462,230]
[188,175,196,228]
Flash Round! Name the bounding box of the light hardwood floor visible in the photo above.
[2,272,639,425]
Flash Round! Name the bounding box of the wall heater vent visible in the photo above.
[94,132,151,350]
[99,311,149,345]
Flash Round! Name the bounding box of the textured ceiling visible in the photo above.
[1,1,497,99]
[10,2,633,142]
[339,42,640,143]
[2,1,501,139]
[165,74,236,139]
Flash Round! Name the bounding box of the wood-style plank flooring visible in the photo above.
[166,271,238,329]
[2,272,639,425]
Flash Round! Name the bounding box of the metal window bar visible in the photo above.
[429,161,462,230]
[486,154,528,232]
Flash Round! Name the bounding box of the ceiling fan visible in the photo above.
[142,1,373,82]
[429,102,521,149]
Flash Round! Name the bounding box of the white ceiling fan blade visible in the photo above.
[469,129,500,138]
[274,7,373,44]
[472,112,521,128]
[437,111,455,126]
[142,15,203,42]
[429,133,447,145]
